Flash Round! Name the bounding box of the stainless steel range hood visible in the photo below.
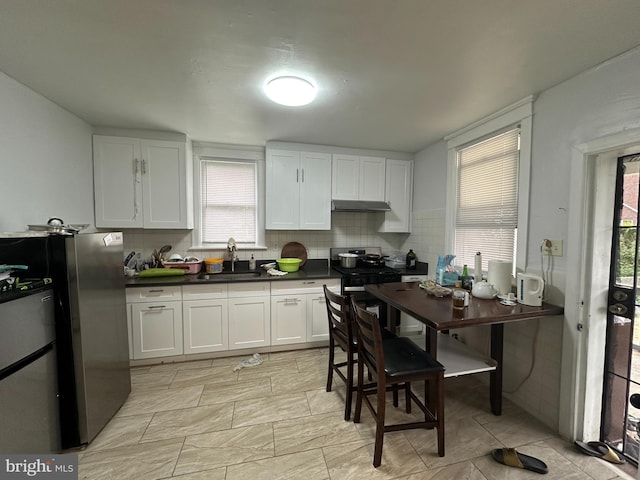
[331,199,391,212]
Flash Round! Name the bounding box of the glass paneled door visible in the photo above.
[602,153,640,463]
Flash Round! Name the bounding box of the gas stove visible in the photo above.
[330,247,401,296]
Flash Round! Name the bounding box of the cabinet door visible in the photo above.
[299,152,331,230]
[131,302,183,359]
[183,299,228,354]
[271,295,307,345]
[93,135,143,228]
[307,293,329,342]
[380,159,412,232]
[228,296,270,350]
[141,139,191,229]
[332,153,359,200]
[266,149,301,229]
[359,156,386,201]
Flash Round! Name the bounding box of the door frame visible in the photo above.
[562,127,640,442]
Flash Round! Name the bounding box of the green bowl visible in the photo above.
[276,258,302,272]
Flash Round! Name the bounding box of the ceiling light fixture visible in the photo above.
[264,76,316,106]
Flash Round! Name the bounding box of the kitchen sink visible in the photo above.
[198,272,262,281]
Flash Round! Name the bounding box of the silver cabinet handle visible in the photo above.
[148,305,166,310]
[142,159,147,175]
[301,168,305,182]
[284,298,300,305]
[296,168,299,183]
[149,289,165,293]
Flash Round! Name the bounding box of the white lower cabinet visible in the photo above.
[271,279,340,346]
[183,284,228,354]
[228,282,271,350]
[127,286,183,360]
[307,293,331,342]
[271,295,306,345]
[130,301,183,359]
[126,278,341,360]
[182,299,228,354]
[400,274,426,334]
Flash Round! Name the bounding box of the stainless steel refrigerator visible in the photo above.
[0,232,131,449]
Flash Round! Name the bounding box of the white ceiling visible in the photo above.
[1,1,640,153]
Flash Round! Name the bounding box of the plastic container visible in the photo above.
[276,258,302,272]
[164,260,202,275]
[204,257,224,274]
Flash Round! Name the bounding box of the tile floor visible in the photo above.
[71,347,636,480]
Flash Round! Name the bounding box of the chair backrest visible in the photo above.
[350,297,383,378]
[323,285,353,346]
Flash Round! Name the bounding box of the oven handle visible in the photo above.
[344,286,366,292]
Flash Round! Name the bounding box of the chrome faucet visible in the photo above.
[227,237,237,272]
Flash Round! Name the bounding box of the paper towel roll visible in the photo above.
[474,252,482,282]
[487,260,513,295]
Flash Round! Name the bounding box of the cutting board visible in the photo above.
[280,242,308,266]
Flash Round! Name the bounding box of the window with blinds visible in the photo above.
[455,128,520,269]
[200,159,257,244]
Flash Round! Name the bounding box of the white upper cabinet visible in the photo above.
[379,158,413,233]
[93,135,192,229]
[332,154,386,201]
[266,148,332,230]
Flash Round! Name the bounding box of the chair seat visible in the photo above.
[383,337,444,378]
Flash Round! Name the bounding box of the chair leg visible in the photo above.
[344,351,354,421]
[437,374,445,457]
[405,382,411,413]
[353,356,365,423]
[326,340,335,393]
[373,378,386,468]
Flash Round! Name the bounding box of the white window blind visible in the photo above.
[201,159,257,243]
[455,128,520,269]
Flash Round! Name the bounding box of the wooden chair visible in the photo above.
[350,297,445,467]
[323,285,358,420]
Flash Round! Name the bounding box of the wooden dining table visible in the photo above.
[365,281,564,415]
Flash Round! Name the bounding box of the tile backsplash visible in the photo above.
[119,211,431,263]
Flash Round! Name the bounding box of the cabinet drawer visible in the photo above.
[228,281,270,298]
[126,286,182,303]
[271,278,340,296]
[182,284,228,300]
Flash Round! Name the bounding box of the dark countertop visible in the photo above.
[124,259,429,288]
[125,258,342,288]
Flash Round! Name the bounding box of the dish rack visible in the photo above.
[164,260,202,275]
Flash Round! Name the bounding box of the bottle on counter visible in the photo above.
[406,249,417,270]
[249,253,256,271]
[461,264,472,290]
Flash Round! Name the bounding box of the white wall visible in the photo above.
[411,46,640,431]
[0,71,93,232]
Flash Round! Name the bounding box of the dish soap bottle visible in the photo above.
[249,253,256,271]
[406,249,417,270]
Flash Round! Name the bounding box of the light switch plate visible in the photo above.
[548,239,563,256]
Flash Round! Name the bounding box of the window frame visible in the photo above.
[191,142,266,250]
[444,97,533,275]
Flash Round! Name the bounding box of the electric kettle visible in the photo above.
[516,273,544,306]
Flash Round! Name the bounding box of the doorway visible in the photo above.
[602,153,640,463]
[562,130,640,457]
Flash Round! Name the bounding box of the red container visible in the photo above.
[164,260,202,275]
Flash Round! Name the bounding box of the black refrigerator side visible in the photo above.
[0,233,131,449]
[0,235,81,447]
